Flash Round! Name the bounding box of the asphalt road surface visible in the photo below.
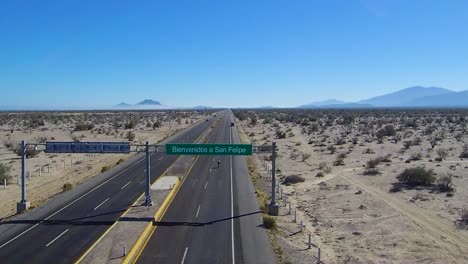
[136,111,274,264]
[0,115,217,264]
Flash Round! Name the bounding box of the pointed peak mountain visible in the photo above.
[137,99,161,105]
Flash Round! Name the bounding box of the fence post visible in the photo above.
[317,248,321,264]
[300,220,303,232]
[308,233,311,249]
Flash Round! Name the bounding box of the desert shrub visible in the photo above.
[74,123,94,131]
[363,168,380,175]
[0,163,12,184]
[3,140,15,150]
[436,173,453,192]
[366,157,382,169]
[316,172,324,177]
[436,148,448,161]
[413,137,422,145]
[289,151,299,160]
[381,154,392,162]
[126,131,136,141]
[116,159,125,165]
[318,162,327,170]
[389,184,402,193]
[34,136,48,143]
[263,215,277,230]
[275,130,286,139]
[15,148,40,159]
[333,153,346,166]
[250,116,257,126]
[376,126,395,143]
[335,138,346,145]
[301,153,311,162]
[363,148,374,154]
[458,208,468,228]
[101,166,111,173]
[124,119,138,129]
[403,140,413,150]
[396,167,435,186]
[283,175,305,185]
[295,141,302,146]
[460,144,468,158]
[408,152,422,161]
[71,134,80,142]
[324,165,332,174]
[327,145,336,154]
[62,183,73,192]
[153,121,161,129]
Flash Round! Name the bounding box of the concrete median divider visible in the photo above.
[122,177,180,264]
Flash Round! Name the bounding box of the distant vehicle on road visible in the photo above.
[230,122,234,127]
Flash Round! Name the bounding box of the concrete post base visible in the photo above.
[268,204,279,216]
[17,202,30,214]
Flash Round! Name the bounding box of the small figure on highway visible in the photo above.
[217,159,221,168]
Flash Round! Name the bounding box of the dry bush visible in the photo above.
[436,148,448,161]
[458,208,468,229]
[403,140,413,149]
[0,163,12,183]
[318,162,327,170]
[333,153,346,166]
[397,167,435,187]
[301,153,311,162]
[126,131,136,141]
[327,145,336,154]
[74,123,94,131]
[282,175,305,185]
[262,215,277,230]
[62,183,73,192]
[460,144,468,158]
[436,173,454,192]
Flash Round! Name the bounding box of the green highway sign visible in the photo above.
[166,143,252,156]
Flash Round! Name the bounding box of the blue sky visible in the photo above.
[1,0,468,109]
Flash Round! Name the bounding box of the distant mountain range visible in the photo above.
[113,100,214,110]
[114,99,164,109]
[300,86,468,108]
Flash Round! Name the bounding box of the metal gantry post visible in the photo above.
[21,140,26,203]
[268,141,279,215]
[145,141,152,206]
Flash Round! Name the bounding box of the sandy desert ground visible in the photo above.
[0,110,210,218]
[235,109,468,264]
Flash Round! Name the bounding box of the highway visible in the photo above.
[136,111,274,263]
[0,115,217,264]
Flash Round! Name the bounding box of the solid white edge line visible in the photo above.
[93,198,110,211]
[120,181,132,190]
[0,156,146,249]
[45,228,69,247]
[196,204,201,218]
[230,120,235,264]
[181,247,189,264]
